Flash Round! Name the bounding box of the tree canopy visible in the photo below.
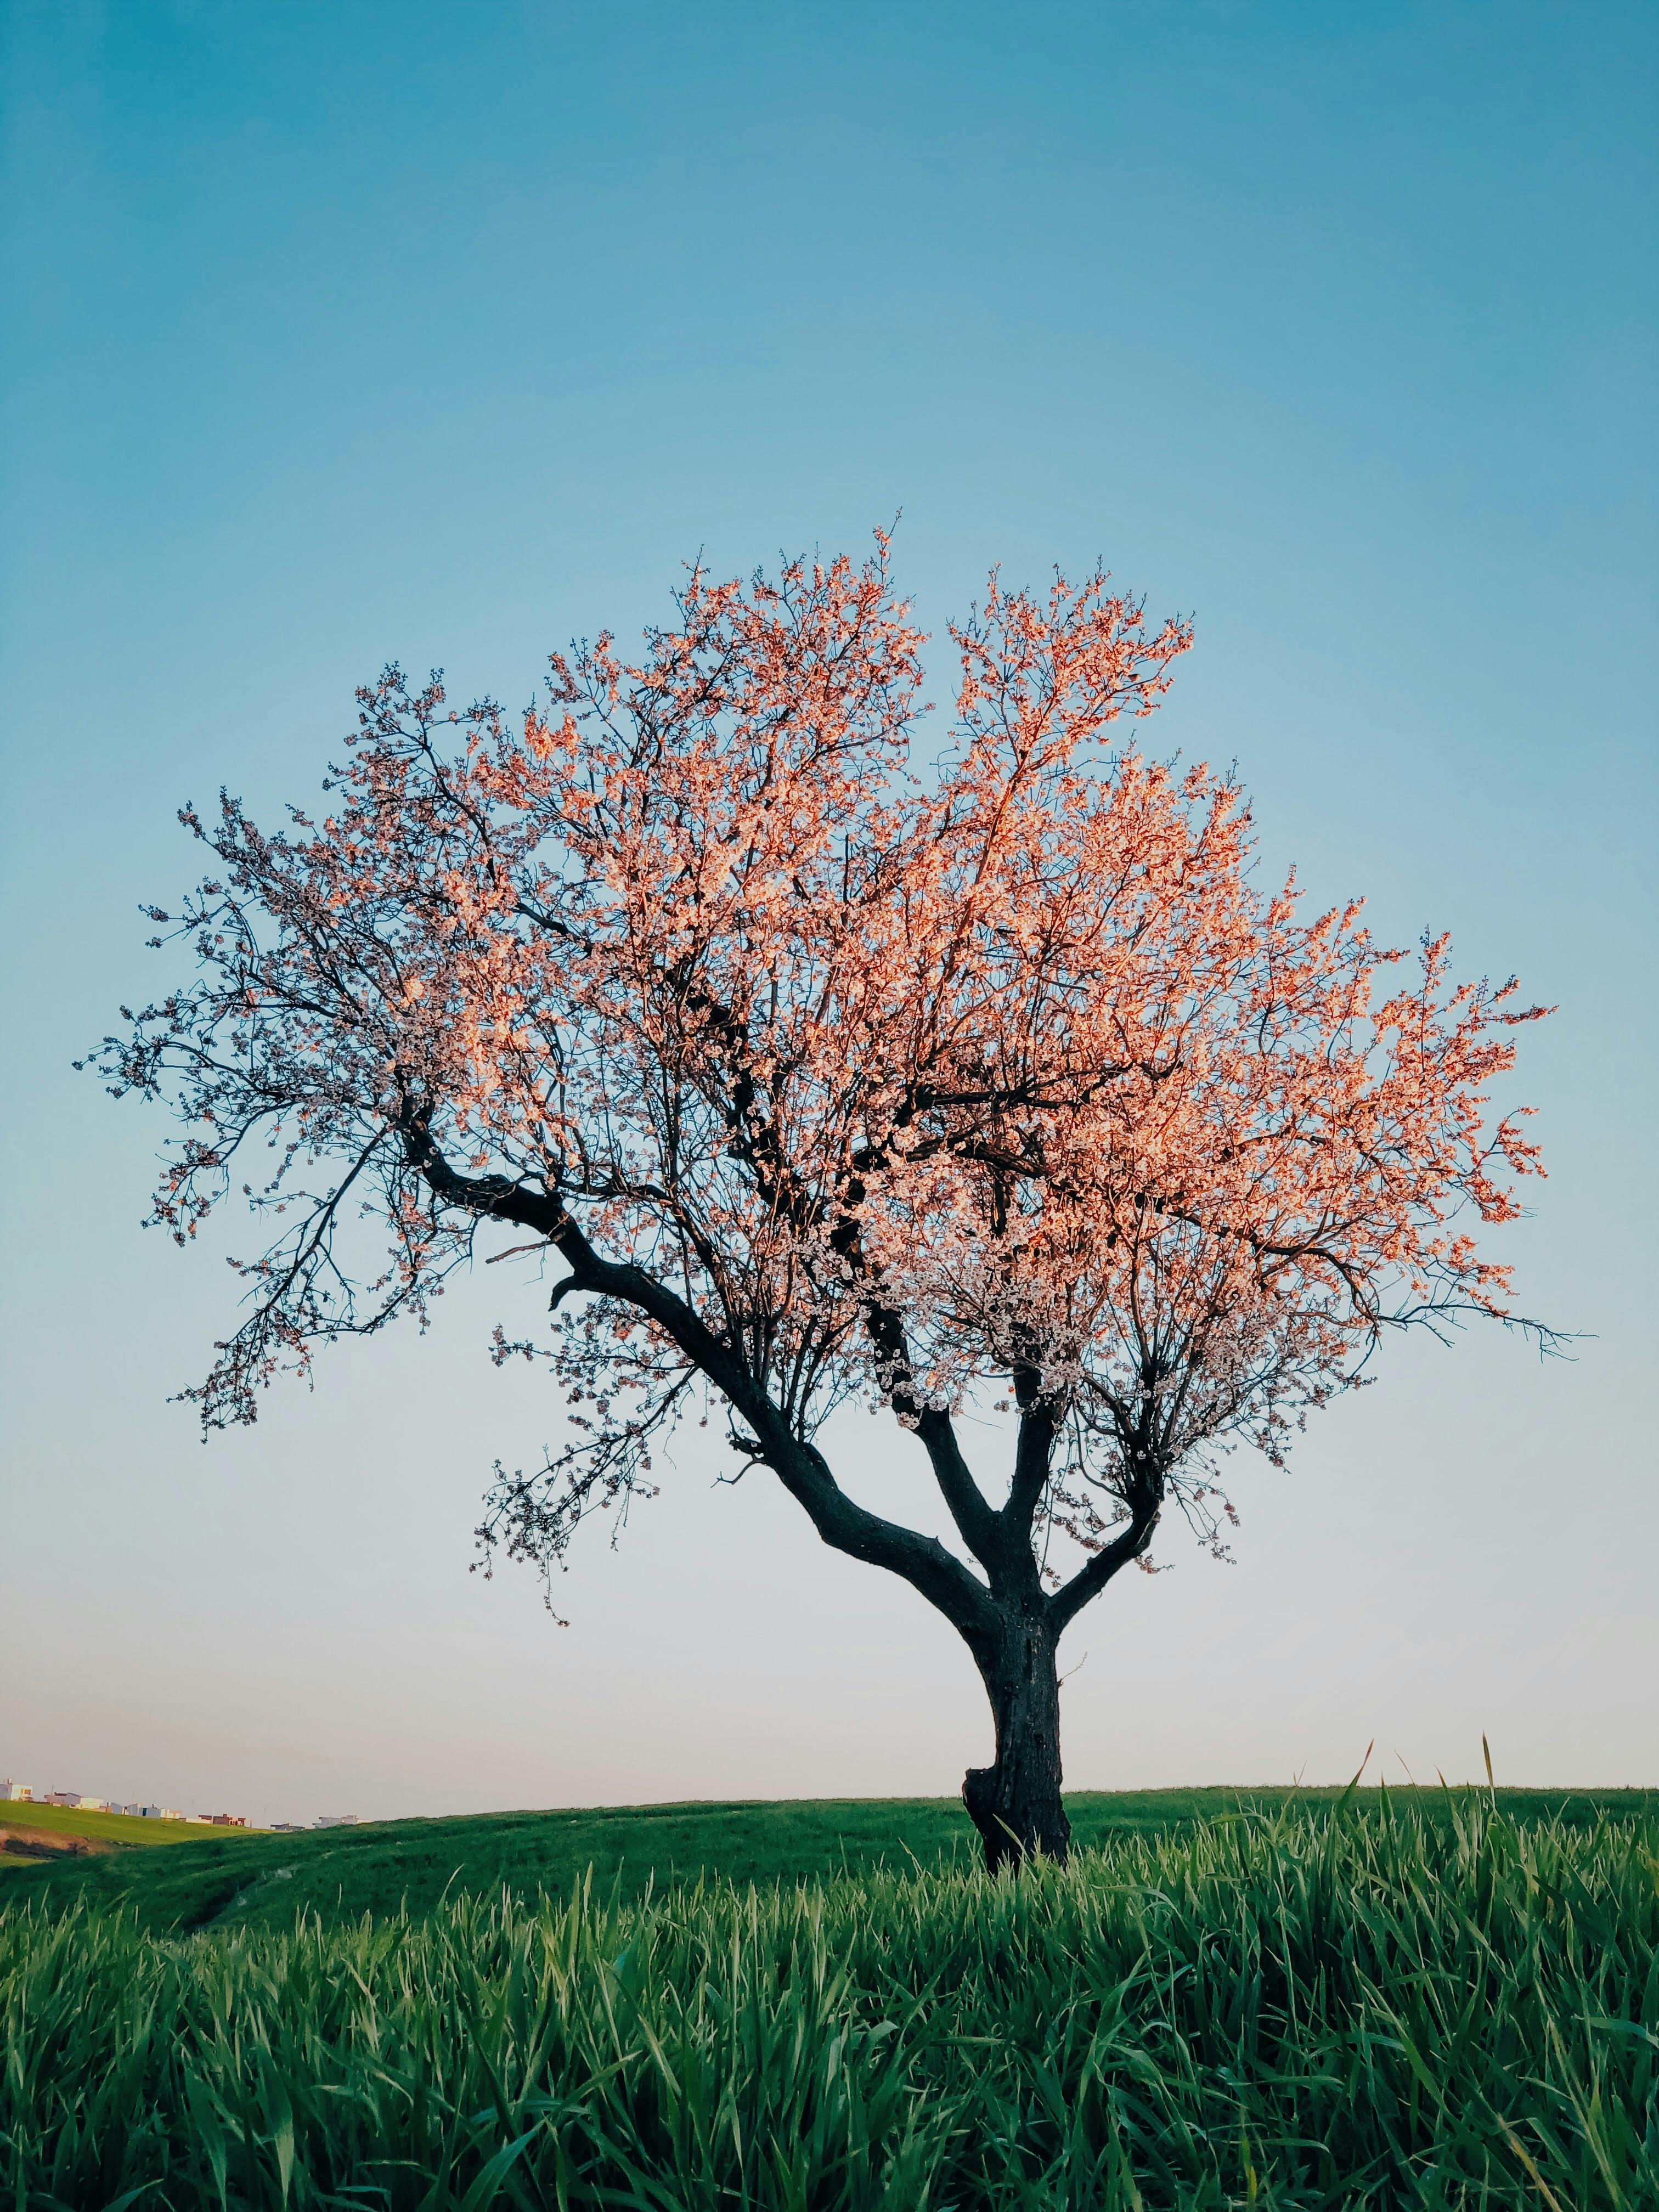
[93,537,1548,1861]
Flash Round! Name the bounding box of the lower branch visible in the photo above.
[1047,1500,1160,1637]
[401,1112,999,1643]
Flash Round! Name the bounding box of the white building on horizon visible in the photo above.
[2,1782,252,1825]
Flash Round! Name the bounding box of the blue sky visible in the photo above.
[2,2,1654,1823]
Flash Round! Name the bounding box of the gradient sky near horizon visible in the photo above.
[2,2,1654,1826]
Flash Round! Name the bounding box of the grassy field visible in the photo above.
[4,1784,1655,1934]
[3,1793,1655,2209]
[0,1799,272,1864]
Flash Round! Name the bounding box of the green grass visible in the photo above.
[5,1785,1654,1934]
[0,1800,270,1858]
[4,1796,1655,2209]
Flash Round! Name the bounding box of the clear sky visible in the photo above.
[2,2,1654,1825]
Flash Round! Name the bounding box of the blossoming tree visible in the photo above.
[93,539,1548,1866]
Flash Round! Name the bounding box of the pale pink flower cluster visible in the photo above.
[93,538,1547,1592]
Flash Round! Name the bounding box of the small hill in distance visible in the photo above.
[4,1786,1655,1937]
[0,1801,272,1863]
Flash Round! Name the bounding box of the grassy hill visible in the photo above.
[0,1800,270,1861]
[4,1784,1653,1934]
[5,1799,1656,2208]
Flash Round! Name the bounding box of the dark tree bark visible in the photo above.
[962,1607,1070,1870]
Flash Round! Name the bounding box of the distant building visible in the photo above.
[0,1780,31,1802]
[270,1822,306,1832]
[313,1814,360,1828]
[114,1803,143,1817]
[140,1805,165,1819]
[206,1813,249,1826]
[158,1809,185,1821]
[78,1797,109,1813]
[43,1791,82,1808]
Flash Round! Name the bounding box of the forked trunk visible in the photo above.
[962,1610,1070,1871]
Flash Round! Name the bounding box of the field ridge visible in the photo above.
[5,1783,1654,1936]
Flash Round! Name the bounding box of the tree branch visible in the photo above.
[1000,1367,1057,1577]
[398,1110,1000,1643]
[1046,1500,1160,1637]
[855,1294,1002,1567]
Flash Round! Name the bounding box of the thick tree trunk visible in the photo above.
[962,1609,1070,1871]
